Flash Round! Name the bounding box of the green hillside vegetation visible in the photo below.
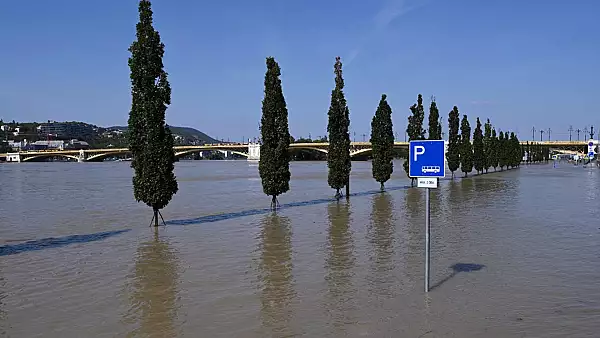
[109,125,218,144]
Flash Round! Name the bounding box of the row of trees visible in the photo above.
[125,0,540,222]
[404,97,524,180]
[258,55,399,207]
[125,0,398,220]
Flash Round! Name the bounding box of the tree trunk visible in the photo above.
[271,195,277,210]
[380,182,385,192]
[153,208,159,227]
[345,180,350,199]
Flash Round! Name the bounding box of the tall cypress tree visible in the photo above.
[446,106,460,178]
[370,94,394,191]
[483,119,492,173]
[128,0,178,226]
[327,57,351,198]
[498,131,506,170]
[490,128,499,171]
[508,132,517,168]
[428,97,441,140]
[459,115,473,177]
[473,117,485,174]
[259,57,291,209]
[403,94,426,185]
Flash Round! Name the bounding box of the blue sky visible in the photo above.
[1,0,599,142]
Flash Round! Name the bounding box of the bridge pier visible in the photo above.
[248,143,260,161]
[78,150,87,162]
[6,153,21,163]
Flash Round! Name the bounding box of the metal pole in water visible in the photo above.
[425,187,431,292]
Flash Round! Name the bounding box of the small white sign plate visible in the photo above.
[417,177,438,188]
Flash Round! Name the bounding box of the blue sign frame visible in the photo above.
[409,140,446,178]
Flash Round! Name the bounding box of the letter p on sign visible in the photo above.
[414,146,425,161]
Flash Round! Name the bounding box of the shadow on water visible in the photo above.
[429,263,485,291]
[257,213,296,337]
[124,231,180,338]
[324,200,357,334]
[0,229,131,257]
[367,192,396,297]
[166,186,410,226]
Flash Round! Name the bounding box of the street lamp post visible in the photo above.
[540,130,544,142]
[548,128,551,141]
[568,125,573,141]
[532,126,536,141]
[576,128,581,141]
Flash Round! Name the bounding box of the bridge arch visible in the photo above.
[174,149,249,159]
[350,148,373,158]
[87,150,131,162]
[22,154,80,162]
[288,147,328,154]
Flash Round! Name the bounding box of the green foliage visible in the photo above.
[259,57,291,199]
[427,98,441,140]
[508,132,517,168]
[490,128,499,170]
[403,94,426,179]
[128,0,178,214]
[498,131,506,170]
[459,115,473,176]
[446,106,461,177]
[473,117,485,174]
[370,94,394,189]
[327,57,351,194]
[483,119,492,173]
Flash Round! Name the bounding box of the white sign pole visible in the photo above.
[425,186,431,292]
[409,140,444,293]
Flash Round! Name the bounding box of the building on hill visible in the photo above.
[37,122,94,140]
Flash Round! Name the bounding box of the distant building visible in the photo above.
[8,140,27,151]
[65,139,89,150]
[30,140,65,150]
[38,122,94,140]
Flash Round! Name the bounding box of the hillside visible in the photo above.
[108,125,218,144]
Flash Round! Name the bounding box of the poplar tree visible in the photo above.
[128,0,178,226]
[490,128,499,171]
[327,57,351,198]
[459,115,473,176]
[498,131,506,170]
[259,57,291,209]
[473,117,484,174]
[428,97,441,140]
[483,119,492,173]
[508,132,517,168]
[403,94,426,185]
[370,94,394,191]
[446,106,460,178]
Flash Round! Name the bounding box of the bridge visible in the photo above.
[0,140,594,163]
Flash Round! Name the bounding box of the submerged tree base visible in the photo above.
[149,209,167,227]
[270,195,281,211]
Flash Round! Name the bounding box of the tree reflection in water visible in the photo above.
[324,201,357,334]
[257,213,296,337]
[125,231,180,338]
[367,193,396,297]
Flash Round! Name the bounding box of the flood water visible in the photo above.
[1,160,599,337]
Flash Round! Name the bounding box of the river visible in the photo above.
[0,160,599,337]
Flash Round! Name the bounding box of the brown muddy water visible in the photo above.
[0,160,599,337]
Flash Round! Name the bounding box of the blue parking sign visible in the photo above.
[409,140,446,178]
